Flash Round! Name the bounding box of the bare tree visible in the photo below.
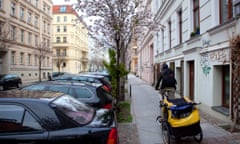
[89,56,104,71]
[74,0,154,101]
[54,48,65,74]
[35,42,51,82]
[0,21,15,50]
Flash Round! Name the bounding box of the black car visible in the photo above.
[53,74,112,92]
[0,74,22,91]
[21,81,114,109]
[0,90,118,144]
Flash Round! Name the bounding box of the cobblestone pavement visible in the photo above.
[118,123,140,144]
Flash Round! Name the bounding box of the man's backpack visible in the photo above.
[162,69,176,88]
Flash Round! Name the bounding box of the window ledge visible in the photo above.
[212,106,229,116]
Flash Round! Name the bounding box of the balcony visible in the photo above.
[81,57,88,62]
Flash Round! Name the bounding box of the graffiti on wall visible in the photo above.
[200,49,230,76]
[200,53,211,76]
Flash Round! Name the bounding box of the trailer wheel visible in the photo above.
[193,127,203,143]
[162,122,171,144]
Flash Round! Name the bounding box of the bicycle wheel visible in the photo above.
[161,122,171,144]
[193,127,203,143]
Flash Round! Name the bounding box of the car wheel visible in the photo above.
[17,83,22,88]
[0,86,4,91]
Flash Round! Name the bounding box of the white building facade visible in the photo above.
[140,0,240,122]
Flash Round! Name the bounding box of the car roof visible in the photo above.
[0,89,64,99]
[26,80,102,88]
[59,73,104,79]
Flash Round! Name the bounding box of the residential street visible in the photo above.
[118,74,240,144]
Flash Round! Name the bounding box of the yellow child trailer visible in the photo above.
[156,95,203,144]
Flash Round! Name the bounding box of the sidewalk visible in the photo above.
[119,74,240,144]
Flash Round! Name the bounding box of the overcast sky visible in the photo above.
[52,0,77,5]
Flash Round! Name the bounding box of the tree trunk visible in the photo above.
[39,61,42,82]
[230,34,240,125]
[116,36,121,103]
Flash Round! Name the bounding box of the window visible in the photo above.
[35,35,38,47]
[56,49,60,56]
[28,54,31,65]
[0,104,42,133]
[57,26,60,32]
[168,20,171,49]
[64,16,67,22]
[28,32,32,45]
[47,57,49,66]
[178,9,182,44]
[43,4,46,12]
[60,6,66,12]
[57,16,60,22]
[10,25,16,41]
[235,1,240,16]
[63,26,67,32]
[0,21,3,34]
[35,55,37,65]
[63,37,67,43]
[11,51,15,65]
[47,40,50,48]
[161,28,164,52]
[220,0,233,24]
[43,21,46,32]
[0,0,2,9]
[47,6,50,15]
[11,2,16,16]
[20,29,24,43]
[63,48,67,56]
[35,0,38,8]
[69,87,93,98]
[34,16,38,27]
[20,7,24,20]
[47,24,50,33]
[193,0,200,31]
[56,37,60,43]
[20,53,24,65]
[27,11,32,24]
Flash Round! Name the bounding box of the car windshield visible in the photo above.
[22,84,46,90]
[51,95,95,125]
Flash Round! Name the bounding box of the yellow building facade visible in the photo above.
[52,5,88,74]
[0,0,53,83]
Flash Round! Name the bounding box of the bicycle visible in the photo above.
[156,91,203,144]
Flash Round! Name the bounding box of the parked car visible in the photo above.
[53,74,112,92]
[0,90,118,144]
[52,72,69,77]
[0,74,22,91]
[21,81,114,109]
[86,71,112,81]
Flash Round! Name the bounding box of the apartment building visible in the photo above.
[138,0,240,122]
[52,5,88,74]
[0,0,53,83]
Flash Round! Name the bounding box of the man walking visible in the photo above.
[155,63,177,99]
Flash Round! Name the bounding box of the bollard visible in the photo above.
[130,84,132,98]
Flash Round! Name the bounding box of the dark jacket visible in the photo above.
[155,68,177,90]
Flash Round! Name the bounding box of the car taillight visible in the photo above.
[102,85,111,92]
[107,128,118,144]
[103,103,112,109]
